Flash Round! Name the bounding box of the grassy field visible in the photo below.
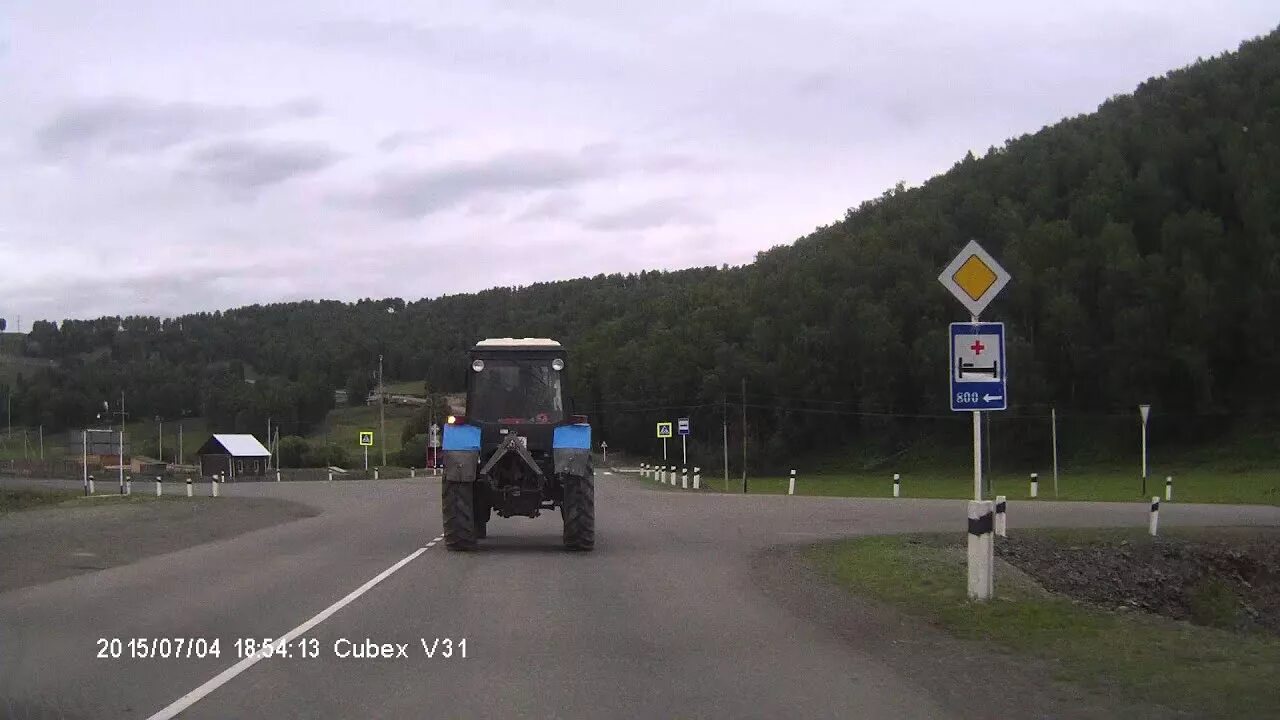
[804,531,1280,720]
[381,379,426,396]
[311,404,419,450]
[700,469,1280,504]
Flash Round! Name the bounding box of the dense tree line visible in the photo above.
[7,30,1280,468]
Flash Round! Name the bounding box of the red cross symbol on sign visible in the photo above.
[970,339,986,355]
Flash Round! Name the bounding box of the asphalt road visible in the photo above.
[2,472,1277,719]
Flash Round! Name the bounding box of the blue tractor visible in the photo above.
[439,338,594,550]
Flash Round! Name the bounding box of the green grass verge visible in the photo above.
[803,532,1280,719]
[705,470,1280,505]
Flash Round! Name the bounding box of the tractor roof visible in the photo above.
[474,338,562,349]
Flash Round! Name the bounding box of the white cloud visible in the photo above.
[0,0,1276,321]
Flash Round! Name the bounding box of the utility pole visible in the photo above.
[39,425,44,460]
[178,420,184,466]
[722,393,729,493]
[379,354,386,467]
[741,377,747,493]
[158,417,163,462]
[266,417,271,470]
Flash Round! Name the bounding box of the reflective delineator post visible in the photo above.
[1030,472,1039,499]
[211,476,219,498]
[186,477,193,497]
[155,476,162,497]
[1149,497,1160,536]
[788,469,796,496]
[125,476,132,495]
[89,474,95,495]
[994,495,1007,537]
[967,500,994,601]
[670,465,677,485]
[276,470,281,482]
[681,467,688,489]
[893,473,900,498]
[1165,475,1173,501]
[693,467,701,490]
[327,471,333,482]
[374,468,380,481]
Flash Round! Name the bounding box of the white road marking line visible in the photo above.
[146,546,430,720]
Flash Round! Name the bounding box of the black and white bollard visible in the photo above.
[1149,497,1159,536]
[374,468,380,480]
[327,471,333,482]
[1029,472,1039,498]
[967,500,995,601]
[1165,475,1173,501]
[693,467,701,490]
[89,474,95,495]
[670,466,677,485]
[212,476,219,498]
[276,470,281,483]
[186,477,193,497]
[156,476,163,497]
[994,495,1007,537]
[681,467,688,489]
[893,473,900,498]
[411,467,416,478]
[788,469,796,496]
[126,476,132,495]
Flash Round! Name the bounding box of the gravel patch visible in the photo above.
[996,528,1280,634]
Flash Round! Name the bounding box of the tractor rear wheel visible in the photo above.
[561,473,595,551]
[476,487,490,539]
[442,481,477,550]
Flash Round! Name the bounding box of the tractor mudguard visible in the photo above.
[443,450,479,483]
[442,423,481,483]
[553,449,591,478]
[552,424,592,477]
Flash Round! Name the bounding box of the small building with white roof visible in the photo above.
[195,433,271,479]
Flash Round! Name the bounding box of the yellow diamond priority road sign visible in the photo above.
[938,240,1011,318]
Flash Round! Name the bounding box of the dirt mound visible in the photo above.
[997,529,1280,634]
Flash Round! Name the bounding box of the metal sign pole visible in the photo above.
[971,316,983,500]
[662,437,667,462]
[364,445,369,471]
[681,435,687,466]
[1139,404,1151,496]
[1051,407,1059,497]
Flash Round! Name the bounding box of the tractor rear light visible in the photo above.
[571,414,588,424]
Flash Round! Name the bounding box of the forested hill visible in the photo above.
[8,29,1280,467]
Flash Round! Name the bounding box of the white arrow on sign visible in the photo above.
[983,394,1004,402]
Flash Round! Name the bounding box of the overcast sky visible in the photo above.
[1,1,1275,325]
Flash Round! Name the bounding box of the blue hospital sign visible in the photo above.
[949,322,1007,412]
